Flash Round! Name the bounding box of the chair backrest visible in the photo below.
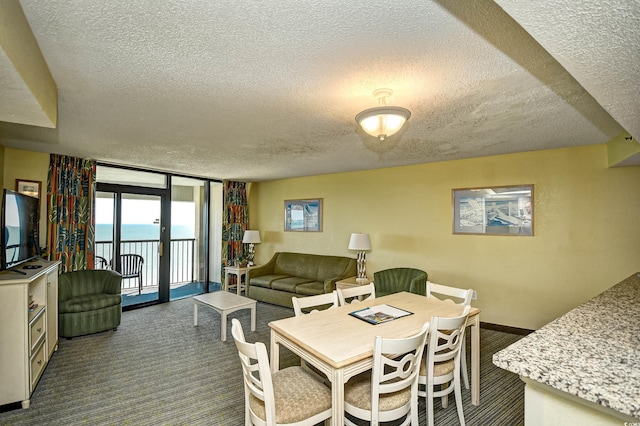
[426,281,473,306]
[337,282,376,305]
[58,269,123,300]
[425,305,471,370]
[373,268,428,296]
[231,318,277,425]
[120,254,144,277]
[95,256,109,270]
[292,291,339,316]
[370,322,429,423]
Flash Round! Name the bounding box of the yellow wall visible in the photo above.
[249,145,640,329]
[2,148,49,248]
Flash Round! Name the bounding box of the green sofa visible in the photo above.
[247,252,357,308]
[58,269,123,338]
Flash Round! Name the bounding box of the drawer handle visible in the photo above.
[37,327,42,333]
[37,360,43,365]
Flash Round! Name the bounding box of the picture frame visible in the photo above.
[15,179,42,199]
[452,185,533,236]
[284,198,323,232]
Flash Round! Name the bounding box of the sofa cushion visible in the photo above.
[274,253,321,281]
[60,294,122,314]
[295,281,325,296]
[317,256,356,281]
[250,274,290,289]
[271,277,313,293]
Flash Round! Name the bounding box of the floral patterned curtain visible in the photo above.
[221,181,248,280]
[47,154,96,273]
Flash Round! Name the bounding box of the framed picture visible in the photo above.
[284,198,323,232]
[453,185,533,236]
[16,179,42,199]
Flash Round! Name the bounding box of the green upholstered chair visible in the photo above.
[58,269,123,338]
[373,268,428,297]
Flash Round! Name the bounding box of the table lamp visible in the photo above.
[348,233,371,283]
[242,230,261,266]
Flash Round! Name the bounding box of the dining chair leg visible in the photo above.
[461,339,470,389]
[454,370,466,426]
[427,384,435,426]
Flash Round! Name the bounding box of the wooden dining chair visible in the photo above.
[292,292,339,378]
[230,319,332,426]
[292,291,339,316]
[426,281,473,389]
[337,282,376,305]
[418,305,471,426]
[343,322,429,426]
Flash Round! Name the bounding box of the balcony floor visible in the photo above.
[121,281,222,307]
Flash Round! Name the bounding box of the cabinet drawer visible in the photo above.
[30,341,46,390]
[30,309,46,354]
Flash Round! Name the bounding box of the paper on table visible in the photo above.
[350,304,413,325]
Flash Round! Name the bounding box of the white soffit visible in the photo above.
[0,0,635,180]
[494,0,640,141]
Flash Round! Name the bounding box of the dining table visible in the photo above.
[269,291,481,424]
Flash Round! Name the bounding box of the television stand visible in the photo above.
[2,269,26,275]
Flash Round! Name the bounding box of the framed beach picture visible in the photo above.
[452,185,533,236]
[16,179,42,199]
[284,198,323,232]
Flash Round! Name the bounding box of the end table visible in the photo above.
[223,266,253,295]
[335,276,372,291]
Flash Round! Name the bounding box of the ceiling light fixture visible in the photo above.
[355,88,411,141]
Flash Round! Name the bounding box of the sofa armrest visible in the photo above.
[249,253,279,278]
[323,277,344,293]
[102,270,124,294]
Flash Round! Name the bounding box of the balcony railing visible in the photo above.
[96,239,196,292]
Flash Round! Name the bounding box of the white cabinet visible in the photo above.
[0,260,60,409]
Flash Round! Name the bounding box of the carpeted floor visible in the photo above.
[0,297,525,425]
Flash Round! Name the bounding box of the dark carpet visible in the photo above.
[0,297,524,425]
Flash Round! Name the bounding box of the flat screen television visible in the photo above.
[1,189,40,271]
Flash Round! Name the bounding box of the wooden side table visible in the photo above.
[223,266,252,295]
[335,276,372,291]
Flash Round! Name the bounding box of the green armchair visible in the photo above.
[58,269,123,338]
[373,268,428,297]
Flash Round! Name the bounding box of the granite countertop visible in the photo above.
[493,272,640,419]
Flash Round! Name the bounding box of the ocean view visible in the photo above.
[96,224,194,242]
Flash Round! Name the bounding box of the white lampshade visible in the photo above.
[242,230,261,244]
[348,233,371,251]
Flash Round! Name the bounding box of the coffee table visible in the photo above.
[193,292,256,341]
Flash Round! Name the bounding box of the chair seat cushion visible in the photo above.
[420,359,455,377]
[344,371,411,412]
[249,366,331,423]
[60,294,122,314]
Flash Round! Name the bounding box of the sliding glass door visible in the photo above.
[95,166,219,309]
[169,176,208,299]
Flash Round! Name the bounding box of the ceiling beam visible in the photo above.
[0,0,57,128]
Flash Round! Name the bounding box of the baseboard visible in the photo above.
[480,321,533,335]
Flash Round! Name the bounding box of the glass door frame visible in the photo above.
[97,181,172,307]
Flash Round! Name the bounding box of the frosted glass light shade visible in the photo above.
[355,106,411,141]
[348,233,371,251]
[242,230,261,244]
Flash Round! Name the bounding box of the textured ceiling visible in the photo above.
[0,0,638,181]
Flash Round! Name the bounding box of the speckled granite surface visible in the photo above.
[493,272,640,419]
